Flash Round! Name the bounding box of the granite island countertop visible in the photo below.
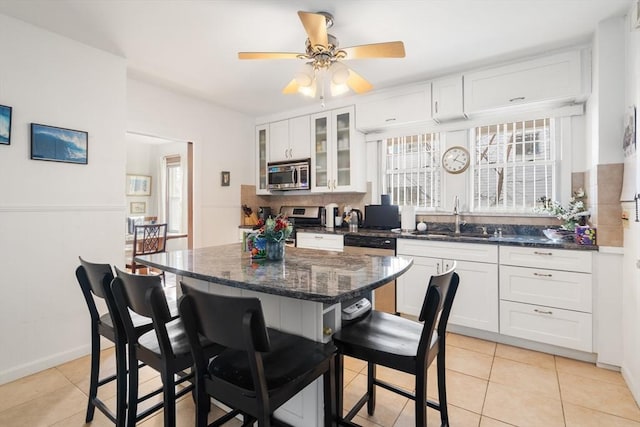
[135,243,413,304]
[294,226,598,251]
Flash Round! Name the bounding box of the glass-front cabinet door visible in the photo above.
[311,106,359,192]
[335,110,351,188]
[256,125,269,194]
[312,115,329,190]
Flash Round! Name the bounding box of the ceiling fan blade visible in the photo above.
[341,41,406,59]
[346,68,373,94]
[282,79,300,94]
[298,11,328,48]
[238,52,302,60]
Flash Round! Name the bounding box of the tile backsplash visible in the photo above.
[241,166,624,247]
[240,184,372,224]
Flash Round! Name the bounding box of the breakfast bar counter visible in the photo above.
[135,243,413,427]
[135,243,413,304]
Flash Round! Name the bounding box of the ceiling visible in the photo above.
[0,0,632,117]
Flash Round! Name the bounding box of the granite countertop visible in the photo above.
[294,226,598,251]
[135,243,413,304]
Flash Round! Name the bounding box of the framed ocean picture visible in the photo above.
[30,123,88,164]
[0,104,11,145]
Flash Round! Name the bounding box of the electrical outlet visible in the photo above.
[622,210,630,228]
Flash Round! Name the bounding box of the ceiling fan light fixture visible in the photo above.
[298,78,317,97]
[240,10,404,101]
[294,64,315,87]
[330,81,349,96]
[330,62,350,85]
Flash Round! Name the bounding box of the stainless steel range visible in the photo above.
[279,205,323,226]
[279,206,323,243]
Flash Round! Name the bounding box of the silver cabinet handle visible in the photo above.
[509,96,526,102]
[533,251,553,256]
[314,235,323,239]
[385,118,397,122]
[533,272,553,277]
[534,308,553,315]
[435,100,438,113]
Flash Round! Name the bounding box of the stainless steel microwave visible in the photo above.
[268,159,310,191]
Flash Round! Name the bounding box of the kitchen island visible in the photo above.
[136,243,413,427]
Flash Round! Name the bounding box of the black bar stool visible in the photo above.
[179,281,338,427]
[76,257,155,426]
[332,265,459,427]
[111,267,222,427]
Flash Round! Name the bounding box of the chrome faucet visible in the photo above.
[453,196,461,234]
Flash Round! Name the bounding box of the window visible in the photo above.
[165,155,182,233]
[383,133,441,209]
[472,118,556,213]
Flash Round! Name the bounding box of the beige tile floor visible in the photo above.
[1,332,639,426]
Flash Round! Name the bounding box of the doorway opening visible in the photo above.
[125,132,193,253]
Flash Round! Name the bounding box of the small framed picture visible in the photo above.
[130,201,146,214]
[0,104,11,145]
[126,174,152,196]
[221,171,230,187]
[623,106,636,157]
[31,123,88,164]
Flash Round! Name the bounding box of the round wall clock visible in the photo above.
[442,146,470,174]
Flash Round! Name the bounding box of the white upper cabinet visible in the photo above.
[431,75,466,122]
[356,84,431,132]
[289,115,311,159]
[268,119,289,162]
[464,50,586,115]
[311,106,365,193]
[269,116,311,162]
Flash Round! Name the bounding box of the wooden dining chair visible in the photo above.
[332,265,459,427]
[126,223,167,280]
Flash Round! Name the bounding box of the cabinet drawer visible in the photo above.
[500,265,592,312]
[499,246,592,273]
[397,239,497,263]
[500,300,592,352]
[296,233,344,252]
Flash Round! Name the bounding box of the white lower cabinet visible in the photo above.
[296,232,344,252]
[500,301,592,352]
[499,246,593,352]
[397,239,595,353]
[396,239,499,333]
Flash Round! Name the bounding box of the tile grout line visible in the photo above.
[553,355,568,427]
[478,350,496,424]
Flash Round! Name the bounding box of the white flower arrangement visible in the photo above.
[534,188,589,231]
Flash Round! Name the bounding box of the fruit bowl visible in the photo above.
[543,228,569,242]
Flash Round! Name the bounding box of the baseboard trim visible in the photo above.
[622,366,640,406]
[0,345,92,386]
[448,324,598,363]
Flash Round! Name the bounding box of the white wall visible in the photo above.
[126,78,254,248]
[622,4,640,405]
[0,15,126,384]
[591,16,626,166]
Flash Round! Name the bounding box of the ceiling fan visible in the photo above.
[238,11,405,99]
